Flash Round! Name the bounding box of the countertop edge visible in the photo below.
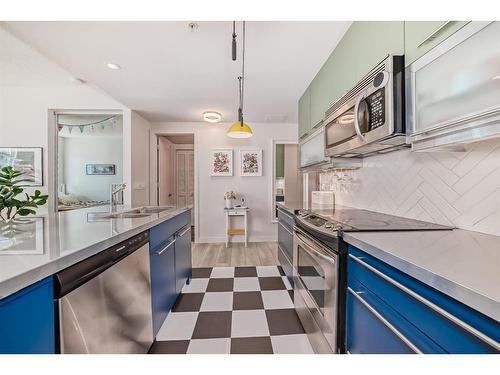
[343,232,500,323]
[0,207,191,300]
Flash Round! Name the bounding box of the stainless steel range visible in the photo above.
[292,207,453,354]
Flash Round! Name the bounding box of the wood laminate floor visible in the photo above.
[192,242,279,268]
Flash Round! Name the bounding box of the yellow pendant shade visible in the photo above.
[227,121,253,138]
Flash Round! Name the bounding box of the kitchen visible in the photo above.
[0,1,499,373]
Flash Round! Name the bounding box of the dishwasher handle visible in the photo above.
[54,231,149,298]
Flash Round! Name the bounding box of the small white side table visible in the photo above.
[225,207,249,248]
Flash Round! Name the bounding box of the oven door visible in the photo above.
[293,228,338,353]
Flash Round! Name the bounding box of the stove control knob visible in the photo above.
[325,222,333,229]
[334,224,343,231]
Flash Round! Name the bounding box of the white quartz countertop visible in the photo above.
[0,205,191,299]
[343,229,500,322]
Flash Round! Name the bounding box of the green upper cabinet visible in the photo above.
[346,21,404,82]
[275,144,285,178]
[304,21,404,139]
[298,87,311,139]
[404,21,469,66]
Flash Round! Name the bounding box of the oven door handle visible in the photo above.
[295,231,337,265]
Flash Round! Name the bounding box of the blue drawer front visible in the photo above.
[348,245,500,354]
[150,239,177,337]
[278,221,293,261]
[0,277,55,354]
[348,278,446,354]
[150,210,190,251]
[347,282,416,354]
[278,245,294,287]
[277,208,295,229]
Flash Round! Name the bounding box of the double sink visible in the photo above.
[88,206,176,220]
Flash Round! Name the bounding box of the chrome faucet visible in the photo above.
[109,183,127,212]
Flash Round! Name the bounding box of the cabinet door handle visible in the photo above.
[349,254,500,350]
[156,239,176,255]
[177,226,191,238]
[417,21,455,47]
[348,287,422,354]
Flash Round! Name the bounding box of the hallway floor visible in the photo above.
[149,265,313,354]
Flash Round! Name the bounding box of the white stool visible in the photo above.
[225,208,249,248]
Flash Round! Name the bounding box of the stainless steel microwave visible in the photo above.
[324,55,407,157]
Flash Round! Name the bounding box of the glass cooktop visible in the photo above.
[298,207,454,233]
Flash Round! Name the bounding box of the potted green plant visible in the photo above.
[0,166,48,223]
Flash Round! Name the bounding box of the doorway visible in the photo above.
[55,112,124,212]
[157,134,195,238]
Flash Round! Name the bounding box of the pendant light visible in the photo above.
[227,21,253,139]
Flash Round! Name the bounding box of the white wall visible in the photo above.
[130,111,151,206]
[0,27,132,212]
[150,122,298,243]
[60,136,123,201]
[323,138,500,236]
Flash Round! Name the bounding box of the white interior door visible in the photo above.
[176,150,194,209]
[158,137,174,205]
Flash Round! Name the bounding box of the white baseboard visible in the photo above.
[196,235,277,244]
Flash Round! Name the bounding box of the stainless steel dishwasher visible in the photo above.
[54,231,153,354]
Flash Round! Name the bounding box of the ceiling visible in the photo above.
[3,21,351,123]
[163,134,194,144]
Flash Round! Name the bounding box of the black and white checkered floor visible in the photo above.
[149,266,314,354]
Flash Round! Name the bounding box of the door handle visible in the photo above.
[156,239,176,255]
[177,226,191,238]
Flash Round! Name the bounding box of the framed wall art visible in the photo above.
[240,149,262,177]
[0,147,43,186]
[86,164,116,175]
[210,149,233,177]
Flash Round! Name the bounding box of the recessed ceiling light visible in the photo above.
[106,62,121,70]
[203,111,222,123]
[493,74,500,80]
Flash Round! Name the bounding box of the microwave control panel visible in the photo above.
[366,88,385,130]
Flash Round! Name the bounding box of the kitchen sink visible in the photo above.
[87,205,175,221]
[137,206,175,214]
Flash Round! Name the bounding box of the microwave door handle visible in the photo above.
[354,93,366,141]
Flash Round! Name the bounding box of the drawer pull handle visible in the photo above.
[348,287,422,354]
[349,254,500,350]
[177,226,191,238]
[277,208,295,221]
[156,239,176,255]
[278,221,293,235]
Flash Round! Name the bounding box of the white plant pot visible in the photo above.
[225,199,234,209]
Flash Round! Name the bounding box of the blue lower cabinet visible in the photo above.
[175,225,192,294]
[0,277,55,354]
[150,237,177,337]
[347,245,500,354]
[347,286,416,354]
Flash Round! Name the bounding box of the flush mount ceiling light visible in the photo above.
[106,62,121,70]
[203,111,222,123]
[227,21,253,139]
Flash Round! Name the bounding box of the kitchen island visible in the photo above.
[0,205,191,299]
[0,205,192,354]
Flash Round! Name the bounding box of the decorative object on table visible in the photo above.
[86,164,116,175]
[240,149,262,176]
[210,149,233,176]
[0,217,44,255]
[224,190,236,209]
[0,166,48,223]
[227,21,253,139]
[0,147,43,186]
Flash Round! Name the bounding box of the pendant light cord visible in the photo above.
[240,21,246,126]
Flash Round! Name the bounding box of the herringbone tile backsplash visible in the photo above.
[322,138,500,236]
